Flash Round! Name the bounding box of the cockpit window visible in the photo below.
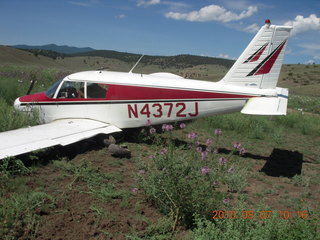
[45,79,62,98]
[87,83,108,99]
[46,80,108,99]
[57,81,85,99]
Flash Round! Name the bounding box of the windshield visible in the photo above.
[45,79,62,98]
[57,81,85,99]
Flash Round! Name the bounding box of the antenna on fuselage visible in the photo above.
[129,55,144,74]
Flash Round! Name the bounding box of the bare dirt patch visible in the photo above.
[23,148,164,240]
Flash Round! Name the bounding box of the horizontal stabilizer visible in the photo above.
[241,88,288,115]
[0,119,122,159]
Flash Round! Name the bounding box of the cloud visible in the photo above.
[137,0,189,10]
[284,14,320,36]
[218,53,236,60]
[306,59,315,64]
[137,0,160,7]
[218,53,231,59]
[222,0,253,10]
[298,43,320,50]
[243,23,260,33]
[162,1,190,11]
[68,0,98,7]
[115,14,127,19]
[165,4,258,22]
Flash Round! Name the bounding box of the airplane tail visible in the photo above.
[220,20,292,89]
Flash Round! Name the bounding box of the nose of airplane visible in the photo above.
[14,97,21,110]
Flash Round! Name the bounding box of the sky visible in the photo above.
[0,0,319,64]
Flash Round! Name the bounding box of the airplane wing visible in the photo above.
[0,119,122,159]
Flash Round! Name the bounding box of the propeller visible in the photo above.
[26,74,36,95]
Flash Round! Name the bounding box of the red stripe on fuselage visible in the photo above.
[106,84,254,100]
[19,85,255,103]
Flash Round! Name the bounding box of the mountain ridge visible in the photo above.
[10,44,235,68]
[11,43,95,55]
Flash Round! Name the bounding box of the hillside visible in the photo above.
[11,43,95,54]
[71,50,235,69]
[10,44,235,69]
[0,45,231,80]
[0,45,64,68]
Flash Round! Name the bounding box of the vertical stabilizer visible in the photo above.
[220,20,292,89]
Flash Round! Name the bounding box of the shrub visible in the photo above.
[138,144,223,229]
[191,214,319,240]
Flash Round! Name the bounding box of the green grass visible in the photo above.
[196,112,320,139]
[288,95,320,114]
[52,159,128,203]
[0,98,39,132]
[0,191,53,240]
[0,66,70,132]
[191,214,319,240]
[0,158,53,240]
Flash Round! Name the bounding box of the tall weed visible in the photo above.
[0,78,25,104]
[0,98,39,132]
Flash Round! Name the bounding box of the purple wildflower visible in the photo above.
[201,151,208,161]
[179,123,186,129]
[223,198,230,204]
[148,155,156,159]
[201,166,210,175]
[131,187,139,193]
[214,128,222,136]
[218,157,228,165]
[162,124,174,132]
[160,148,168,155]
[228,167,235,173]
[239,147,246,156]
[233,142,241,150]
[138,169,146,175]
[206,138,213,145]
[146,119,152,126]
[196,146,202,153]
[187,132,198,140]
[149,127,156,134]
[167,124,174,131]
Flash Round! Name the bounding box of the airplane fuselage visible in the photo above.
[14,70,278,129]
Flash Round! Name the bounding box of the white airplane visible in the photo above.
[0,20,292,159]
